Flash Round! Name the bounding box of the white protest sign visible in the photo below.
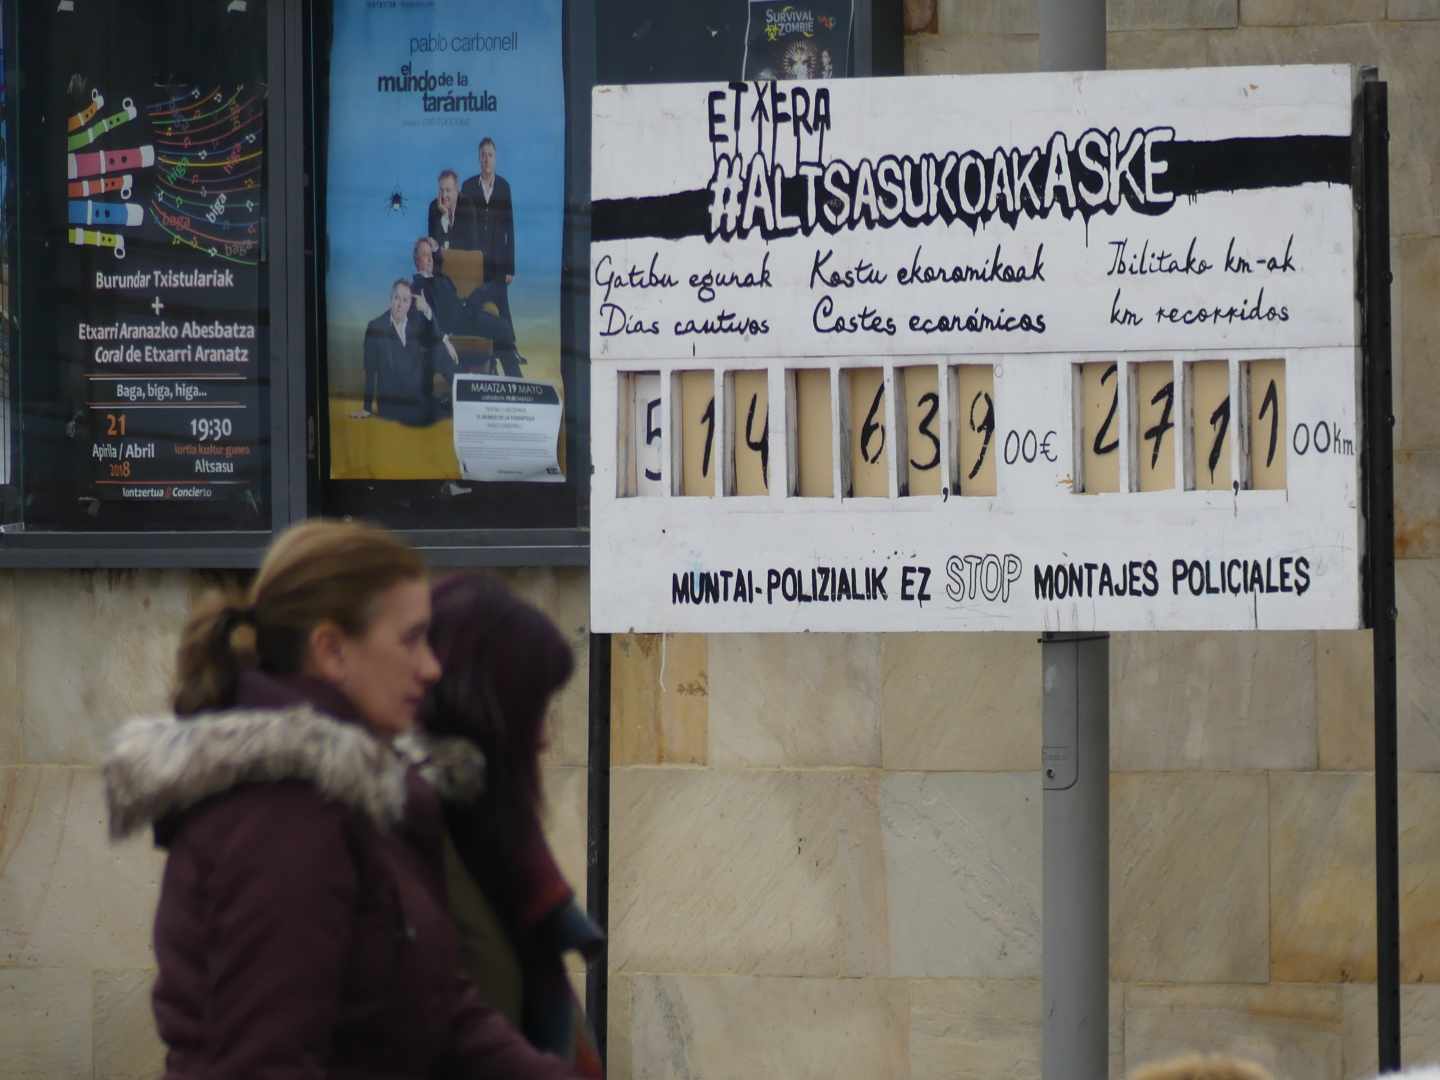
[589,65,1362,633]
[452,375,564,483]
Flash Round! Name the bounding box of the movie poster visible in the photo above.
[742,0,854,80]
[324,0,566,483]
[14,1,269,529]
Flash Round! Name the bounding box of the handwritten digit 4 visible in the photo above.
[745,394,769,488]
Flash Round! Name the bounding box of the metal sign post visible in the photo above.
[1360,71,1401,1073]
[1037,5,1108,1078]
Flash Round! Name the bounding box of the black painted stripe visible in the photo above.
[1160,134,1351,196]
[590,134,1350,243]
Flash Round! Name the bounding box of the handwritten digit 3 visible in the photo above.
[911,391,940,471]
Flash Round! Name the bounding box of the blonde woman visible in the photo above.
[104,521,582,1079]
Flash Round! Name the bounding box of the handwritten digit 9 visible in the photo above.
[968,390,995,481]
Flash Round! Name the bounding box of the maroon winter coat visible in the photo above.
[103,671,580,1080]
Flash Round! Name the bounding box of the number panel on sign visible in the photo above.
[791,369,834,497]
[1078,361,1121,494]
[619,371,664,497]
[730,370,770,495]
[1187,359,1232,491]
[1244,359,1286,491]
[1132,362,1178,492]
[899,366,942,497]
[844,368,889,498]
[951,365,997,497]
[677,370,716,497]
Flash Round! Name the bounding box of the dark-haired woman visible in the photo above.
[424,573,604,1076]
[103,520,581,1079]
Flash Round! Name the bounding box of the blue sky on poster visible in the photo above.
[324,0,564,340]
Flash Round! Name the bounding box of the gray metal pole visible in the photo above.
[1042,633,1110,1079]
[1039,0,1106,73]
[1037,6,1107,1080]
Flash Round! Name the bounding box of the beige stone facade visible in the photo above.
[2,3,1439,1077]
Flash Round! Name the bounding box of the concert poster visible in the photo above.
[14,0,270,529]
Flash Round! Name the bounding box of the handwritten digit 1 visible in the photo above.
[1208,395,1231,481]
[701,397,716,479]
[1257,378,1279,468]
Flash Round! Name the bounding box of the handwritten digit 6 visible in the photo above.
[860,383,885,465]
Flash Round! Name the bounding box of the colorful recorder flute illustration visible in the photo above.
[68,174,133,199]
[67,99,138,151]
[67,227,126,258]
[68,200,145,228]
[67,88,103,133]
[67,144,155,181]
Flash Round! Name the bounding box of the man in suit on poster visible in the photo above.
[352,278,445,426]
[426,168,477,255]
[460,137,514,323]
[410,237,525,378]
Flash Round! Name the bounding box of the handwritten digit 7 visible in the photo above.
[1144,380,1175,471]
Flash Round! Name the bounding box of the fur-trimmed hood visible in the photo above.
[104,705,485,841]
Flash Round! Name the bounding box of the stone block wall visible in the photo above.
[1,3,1438,1077]
[0,566,590,1078]
[600,3,1440,1077]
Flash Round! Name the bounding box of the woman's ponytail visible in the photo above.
[172,590,259,716]
[170,520,427,717]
